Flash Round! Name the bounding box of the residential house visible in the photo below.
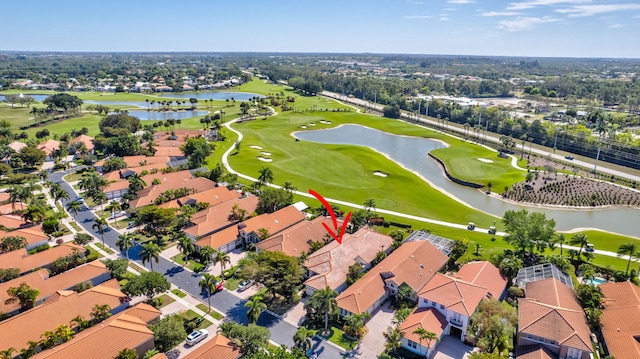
[95,156,170,173]
[0,260,111,315]
[182,334,242,359]
[303,228,393,295]
[195,205,306,253]
[399,307,449,357]
[0,279,129,356]
[37,139,60,161]
[0,242,85,275]
[103,169,193,200]
[599,281,640,359]
[256,216,333,257]
[0,224,49,251]
[70,134,95,155]
[0,214,32,229]
[336,240,449,317]
[129,176,217,208]
[516,278,593,359]
[412,261,507,346]
[184,196,259,240]
[158,186,240,210]
[30,302,160,359]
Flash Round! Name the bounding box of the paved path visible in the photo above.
[50,170,346,358]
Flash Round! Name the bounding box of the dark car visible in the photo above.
[565,155,574,160]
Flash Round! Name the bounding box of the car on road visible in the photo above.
[565,155,574,160]
[488,226,497,235]
[76,197,85,204]
[238,280,254,292]
[186,329,209,346]
[467,222,476,230]
[306,349,318,359]
[109,211,127,220]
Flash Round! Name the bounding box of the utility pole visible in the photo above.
[594,145,601,176]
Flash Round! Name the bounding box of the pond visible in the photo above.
[84,100,148,108]
[160,92,264,101]
[126,110,208,121]
[0,94,51,102]
[294,124,640,236]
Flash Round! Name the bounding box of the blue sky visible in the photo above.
[2,0,639,58]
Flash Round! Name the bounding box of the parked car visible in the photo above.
[238,280,254,292]
[306,349,318,359]
[488,226,497,235]
[467,222,476,230]
[186,329,209,346]
[76,197,85,204]
[109,211,126,220]
[565,155,574,160]
[215,281,224,292]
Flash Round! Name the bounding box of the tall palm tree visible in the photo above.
[140,242,161,271]
[282,181,297,193]
[257,166,274,185]
[212,250,231,278]
[116,233,135,260]
[570,233,589,261]
[92,191,108,211]
[383,326,403,354]
[92,218,108,247]
[294,326,317,351]
[413,327,438,358]
[618,242,639,275]
[245,294,267,324]
[66,200,82,223]
[51,185,70,207]
[199,245,216,268]
[555,233,566,256]
[363,198,376,213]
[317,286,338,334]
[176,235,195,263]
[21,205,47,224]
[198,273,219,312]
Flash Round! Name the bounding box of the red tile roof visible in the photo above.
[599,281,640,359]
[0,243,85,275]
[130,176,217,208]
[516,344,557,359]
[337,240,448,315]
[399,307,448,345]
[158,186,240,210]
[182,334,241,359]
[256,216,333,257]
[454,261,508,299]
[418,273,489,316]
[184,196,259,238]
[37,139,60,156]
[0,224,48,246]
[70,134,95,151]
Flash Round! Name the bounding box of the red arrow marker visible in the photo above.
[309,189,352,244]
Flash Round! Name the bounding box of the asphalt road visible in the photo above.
[50,170,345,358]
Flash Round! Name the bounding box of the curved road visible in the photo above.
[50,170,345,359]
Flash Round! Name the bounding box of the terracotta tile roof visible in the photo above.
[37,139,60,156]
[104,168,192,194]
[184,196,259,238]
[97,155,170,168]
[182,334,242,359]
[599,281,640,359]
[518,279,592,353]
[195,225,239,250]
[70,134,95,151]
[30,303,159,359]
[0,215,30,229]
[0,202,23,214]
[0,260,110,313]
[516,344,557,359]
[153,146,184,157]
[0,192,10,203]
[454,261,508,299]
[0,279,128,354]
[337,240,448,315]
[400,307,448,345]
[257,216,332,257]
[130,176,216,208]
[304,228,393,292]
[0,242,85,274]
[7,141,27,153]
[103,179,131,194]
[0,224,48,246]
[158,186,240,210]
[154,129,206,142]
[149,354,168,359]
[418,273,489,316]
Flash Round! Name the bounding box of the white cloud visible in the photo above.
[507,0,589,11]
[609,23,625,28]
[448,0,475,3]
[481,11,522,16]
[405,15,432,19]
[498,16,560,31]
[440,16,450,21]
[556,4,640,17]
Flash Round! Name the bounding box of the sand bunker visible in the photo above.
[301,125,307,129]
[261,152,271,156]
[319,120,332,124]
[250,145,263,150]
[309,123,316,126]
[477,158,493,163]
[373,171,388,177]
[258,157,273,162]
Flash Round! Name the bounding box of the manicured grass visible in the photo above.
[179,310,213,330]
[196,304,224,320]
[320,326,358,350]
[63,172,84,182]
[129,262,147,273]
[93,242,115,254]
[223,277,240,291]
[172,254,205,272]
[171,289,187,298]
[68,221,81,232]
[157,294,176,308]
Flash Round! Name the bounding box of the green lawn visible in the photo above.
[179,310,213,330]
[93,242,115,254]
[157,294,176,308]
[129,262,147,273]
[171,289,187,298]
[172,254,205,272]
[196,303,224,320]
[63,172,84,182]
[320,326,358,350]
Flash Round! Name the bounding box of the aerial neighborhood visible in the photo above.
[1,46,640,359]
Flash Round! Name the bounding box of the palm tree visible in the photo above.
[116,233,135,260]
[5,282,40,311]
[363,198,376,213]
[198,273,219,312]
[570,233,589,261]
[176,235,195,263]
[257,166,274,185]
[38,169,49,182]
[282,181,297,193]
[70,314,90,332]
[19,341,38,358]
[0,348,15,359]
[91,303,112,323]
[383,326,403,354]
[54,324,74,343]
[92,217,108,247]
[21,205,47,224]
[92,191,108,211]
[317,286,338,334]
[343,312,370,339]
[554,233,566,256]
[212,250,231,278]
[618,242,639,275]
[140,242,161,271]
[294,326,317,351]
[413,327,438,358]
[199,245,216,268]
[66,200,82,223]
[245,294,267,324]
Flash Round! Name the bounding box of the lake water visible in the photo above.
[0,94,50,102]
[127,110,208,121]
[84,100,148,108]
[160,92,264,101]
[294,124,640,236]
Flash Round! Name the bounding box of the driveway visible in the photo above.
[431,336,475,359]
[355,300,395,358]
